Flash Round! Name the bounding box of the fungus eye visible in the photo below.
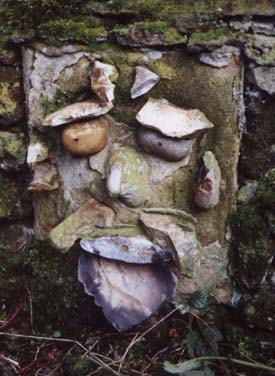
[74,138,79,142]
[158,142,162,146]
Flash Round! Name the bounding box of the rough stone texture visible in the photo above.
[79,47,241,246]
[137,126,194,162]
[176,241,230,304]
[80,236,172,264]
[252,66,275,95]
[0,67,25,126]
[91,61,118,102]
[43,100,113,127]
[22,47,96,127]
[115,23,187,47]
[55,56,91,94]
[33,153,98,240]
[27,130,54,165]
[50,198,115,252]
[89,117,136,178]
[198,47,234,68]
[131,66,160,99]
[29,162,59,191]
[240,67,275,181]
[107,146,149,207]
[195,151,221,209]
[89,116,190,184]
[187,29,235,53]
[134,49,242,245]
[136,97,214,139]
[140,211,201,277]
[0,131,27,170]
[14,41,244,325]
[61,118,109,156]
[245,35,275,66]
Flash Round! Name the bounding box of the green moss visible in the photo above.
[41,98,60,116]
[0,239,89,332]
[116,21,186,45]
[188,27,233,46]
[0,131,26,161]
[41,90,89,117]
[135,21,171,32]
[148,60,176,80]
[109,146,149,207]
[87,41,122,53]
[39,19,108,43]
[0,174,17,218]
[164,27,187,44]
[239,239,270,267]
[0,0,92,35]
[229,206,266,244]
[112,0,163,17]
[254,170,275,208]
[229,169,275,288]
[1,0,275,37]
[0,82,17,117]
[244,34,275,66]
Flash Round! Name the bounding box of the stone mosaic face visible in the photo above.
[0,40,242,331]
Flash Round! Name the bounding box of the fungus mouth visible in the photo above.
[74,138,79,142]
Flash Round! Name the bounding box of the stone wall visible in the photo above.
[1,2,275,332]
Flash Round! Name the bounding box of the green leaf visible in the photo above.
[189,290,210,311]
[183,331,204,357]
[200,325,223,356]
[163,360,202,374]
[163,360,214,376]
[52,330,62,338]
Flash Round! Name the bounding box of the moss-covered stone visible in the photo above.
[0,67,24,126]
[244,34,275,66]
[55,56,91,94]
[0,238,99,333]
[146,60,177,80]
[39,19,108,43]
[188,27,235,51]
[239,73,275,181]
[0,172,31,219]
[107,146,149,207]
[50,198,115,252]
[27,129,55,165]
[114,22,187,47]
[229,170,275,289]
[101,0,275,21]
[0,37,20,65]
[243,289,275,331]
[0,131,26,169]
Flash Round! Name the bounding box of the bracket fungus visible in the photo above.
[78,237,175,331]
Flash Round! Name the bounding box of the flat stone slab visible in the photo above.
[136,98,214,138]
